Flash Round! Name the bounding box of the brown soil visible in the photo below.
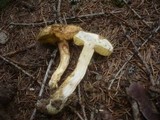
[0,0,160,120]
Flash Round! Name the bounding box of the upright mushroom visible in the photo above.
[37,24,82,89]
[37,31,113,114]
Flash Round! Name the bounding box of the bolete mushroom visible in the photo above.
[37,31,113,114]
[37,24,82,89]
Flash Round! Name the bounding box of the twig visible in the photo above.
[10,21,52,26]
[57,0,63,23]
[10,12,105,26]
[2,43,35,57]
[2,58,43,67]
[108,23,160,90]
[108,56,132,90]
[62,13,67,24]
[57,0,61,17]
[90,111,95,120]
[30,49,57,120]
[69,106,84,120]
[121,26,154,85]
[141,25,160,47]
[39,50,57,97]
[108,12,142,32]
[56,0,64,24]
[78,85,88,120]
[0,55,34,79]
[122,0,150,27]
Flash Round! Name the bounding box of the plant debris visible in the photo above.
[0,31,8,44]
[127,83,160,120]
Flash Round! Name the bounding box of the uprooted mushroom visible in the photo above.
[37,31,113,115]
[37,24,82,89]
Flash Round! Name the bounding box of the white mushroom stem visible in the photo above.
[49,41,70,89]
[37,31,113,115]
[54,43,94,99]
[44,43,94,114]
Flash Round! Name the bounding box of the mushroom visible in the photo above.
[37,31,113,114]
[37,24,82,89]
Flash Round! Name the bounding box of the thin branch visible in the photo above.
[0,55,34,79]
[62,13,67,24]
[57,0,62,17]
[108,23,160,90]
[30,49,57,120]
[2,43,35,57]
[108,56,132,90]
[121,26,154,85]
[78,85,88,120]
[10,21,53,26]
[141,25,160,47]
[57,0,63,23]
[122,0,150,27]
[39,50,57,97]
[108,12,142,32]
[69,106,84,120]
[90,111,95,120]
[10,12,105,26]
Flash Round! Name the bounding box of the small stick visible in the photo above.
[57,0,62,17]
[39,50,57,97]
[108,12,142,32]
[121,26,154,85]
[90,111,95,120]
[108,23,160,90]
[141,25,160,47]
[0,55,34,79]
[63,13,67,24]
[30,49,57,120]
[2,43,35,57]
[78,85,88,120]
[108,56,131,90]
[69,106,84,120]
[122,0,150,27]
[10,12,105,26]
[56,0,63,23]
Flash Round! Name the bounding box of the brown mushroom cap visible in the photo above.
[37,24,82,44]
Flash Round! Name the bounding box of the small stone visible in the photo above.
[0,31,8,44]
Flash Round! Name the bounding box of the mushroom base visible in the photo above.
[36,93,77,115]
[36,98,65,115]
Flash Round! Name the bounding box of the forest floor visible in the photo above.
[0,0,160,120]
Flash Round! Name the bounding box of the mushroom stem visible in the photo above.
[49,41,70,88]
[54,43,94,98]
[41,43,94,114]
[36,31,113,115]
